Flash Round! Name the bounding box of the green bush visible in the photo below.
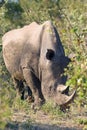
[0,52,16,129]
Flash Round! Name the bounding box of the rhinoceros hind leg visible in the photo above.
[13,78,25,100]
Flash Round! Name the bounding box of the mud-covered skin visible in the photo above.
[2,21,75,107]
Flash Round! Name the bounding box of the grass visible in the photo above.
[41,101,64,116]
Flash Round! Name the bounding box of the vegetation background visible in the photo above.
[0,0,87,129]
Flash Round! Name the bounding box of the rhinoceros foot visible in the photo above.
[26,95,34,103]
[31,98,45,110]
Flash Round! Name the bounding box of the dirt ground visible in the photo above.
[5,106,87,130]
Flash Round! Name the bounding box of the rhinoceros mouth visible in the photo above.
[42,83,76,106]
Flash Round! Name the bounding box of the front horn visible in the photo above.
[53,90,76,106]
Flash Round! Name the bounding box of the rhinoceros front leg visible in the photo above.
[23,68,44,108]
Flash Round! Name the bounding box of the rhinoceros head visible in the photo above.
[40,21,75,106]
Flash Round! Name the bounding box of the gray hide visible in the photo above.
[2,21,75,107]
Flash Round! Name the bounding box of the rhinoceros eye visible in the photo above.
[46,49,55,60]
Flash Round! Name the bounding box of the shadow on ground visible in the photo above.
[5,122,81,130]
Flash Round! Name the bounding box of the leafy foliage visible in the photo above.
[0,52,15,129]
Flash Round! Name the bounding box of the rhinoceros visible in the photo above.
[2,21,75,107]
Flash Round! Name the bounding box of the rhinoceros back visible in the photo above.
[2,22,42,79]
[2,30,26,79]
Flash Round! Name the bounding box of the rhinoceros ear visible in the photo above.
[46,49,55,60]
